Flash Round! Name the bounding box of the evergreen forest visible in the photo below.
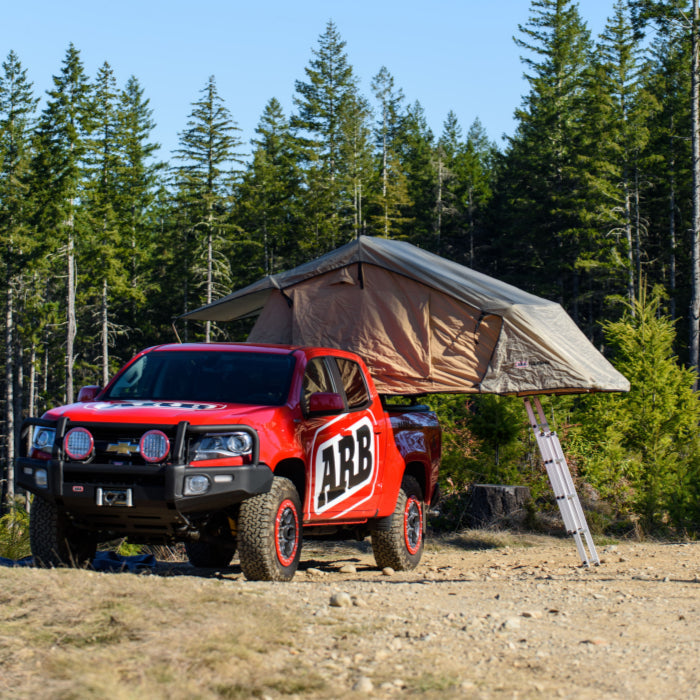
[3,0,700,535]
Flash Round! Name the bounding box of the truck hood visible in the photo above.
[43,400,284,426]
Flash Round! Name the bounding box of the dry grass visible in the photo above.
[3,534,699,699]
[427,528,566,552]
[0,568,320,699]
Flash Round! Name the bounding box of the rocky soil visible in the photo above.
[263,533,700,698]
[2,531,699,699]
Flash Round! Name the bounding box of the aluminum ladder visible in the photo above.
[524,397,599,567]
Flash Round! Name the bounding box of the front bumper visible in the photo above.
[16,417,273,540]
[17,457,273,511]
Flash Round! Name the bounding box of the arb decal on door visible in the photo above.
[313,416,375,514]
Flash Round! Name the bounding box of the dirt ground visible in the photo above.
[1,531,699,699]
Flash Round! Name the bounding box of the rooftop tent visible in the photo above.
[182,236,629,397]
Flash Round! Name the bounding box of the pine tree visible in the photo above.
[30,44,92,404]
[337,91,375,238]
[435,111,467,258]
[459,118,496,269]
[398,101,437,249]
[631,0,700,372]
[633,3,693,350]
[236,98,304,275]
[370,67,409,238]
[648,29,692,323]
[434,115,498,267]
[172,75,243,341]
[583,1,659,317]
[82,62,131,386]
[115,75,162,358]
[495,0,592,319]
[571,286,700,531]
[292,20,360,250]
[0,50,37,506]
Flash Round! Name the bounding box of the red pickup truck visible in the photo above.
[17,343,441,580]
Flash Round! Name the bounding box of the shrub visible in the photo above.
[569,287,700,534]
[428,393,551,507]
[0,502,31,560]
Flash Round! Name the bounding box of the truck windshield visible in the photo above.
[104,350,296,406]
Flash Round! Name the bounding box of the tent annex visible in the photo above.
[182,236,629,397]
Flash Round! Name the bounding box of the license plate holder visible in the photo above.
[96,487,133,507]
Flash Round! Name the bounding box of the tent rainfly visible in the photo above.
[182,236,629,398]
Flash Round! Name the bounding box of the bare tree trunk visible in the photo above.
[669,121,677,320]
[353,182,359,237]
[4,284,15,506]
[28,342,37,418]
[436,153,443,254]
[353,181,363,239]
[358,182,362,237]
[263,217,270,276]
[625,187,635,313]
[102,277,109,387]
[689,0,700,376]
[15,340,24,454]
[467,186,475,268]
[42,342,49,401]
[66,223,77,404]
[131,208,138,336]
[206,222,212,343]
[634,166,643,296]
[183,228,189,343]
[382,122,388,237]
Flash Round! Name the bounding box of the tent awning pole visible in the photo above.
[524,396,599,567]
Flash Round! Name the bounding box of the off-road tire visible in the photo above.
[30,496,96,568]
[237,476,302,581]
[371,475,425,571]
[185,539,237,568]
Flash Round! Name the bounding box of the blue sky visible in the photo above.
[4,1,619,161]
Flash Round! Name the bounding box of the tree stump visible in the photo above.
[468,484,531,528]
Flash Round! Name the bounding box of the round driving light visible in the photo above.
[184,475,210,495]
[225,433,253,454]
[64,427,94,461]
[139,430,170,463]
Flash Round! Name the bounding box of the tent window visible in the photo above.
[301,358,336,412]
[334,358,371,410]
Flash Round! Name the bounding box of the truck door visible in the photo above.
[300,356,383,522]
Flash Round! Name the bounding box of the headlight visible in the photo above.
[32,427,56,453]
[224,433,253,454]
[192,431,254,461]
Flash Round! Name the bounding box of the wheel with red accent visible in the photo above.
[371,475,424,571]
[237,476,302,581]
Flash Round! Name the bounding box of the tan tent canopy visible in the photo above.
[182,236,629,396]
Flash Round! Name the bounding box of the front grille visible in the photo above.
[70,424,179,466]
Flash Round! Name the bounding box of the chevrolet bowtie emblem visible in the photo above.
[106,441,139,456]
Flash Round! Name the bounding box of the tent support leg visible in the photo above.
[524,397,599,567]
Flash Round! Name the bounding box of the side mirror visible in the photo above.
[308,392,345,416]
[77,385,102,402]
